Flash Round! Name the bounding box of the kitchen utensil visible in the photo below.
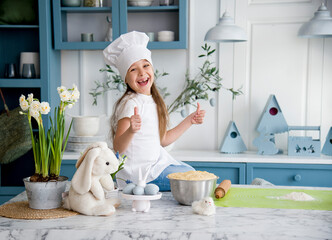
[159,0,174,6]
[214,179,231,199]
[146,32,155,41]
[22,64,36,78]
[81,33,94,42]
[104,16,113,41]
[168,177,217,205]
[157,31,174,41]
[128,0,154,7]
[214,187,332,211]
[72,115,100,136]
[84,0,100,7]
[20,52,39,78]
[4,63,17,78]
[61,0,81,7]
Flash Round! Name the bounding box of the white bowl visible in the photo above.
[128,0,153,7]
[72,116,100,136]
[158,31,174,41]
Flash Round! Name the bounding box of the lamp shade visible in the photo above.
[204,12,247,42]
[298,2,332,38]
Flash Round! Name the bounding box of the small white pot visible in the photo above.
[72,116,100,136]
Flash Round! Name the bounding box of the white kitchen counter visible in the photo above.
[63,150,332,164]
[0,185,332,240]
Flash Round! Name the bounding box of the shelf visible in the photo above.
[0,79,42,88]
[61,7,112,13]
[148,41,184,49]
[0,25,39,29]
[54,41,111,50]
[127,5,179,12]
[53,0,187,50]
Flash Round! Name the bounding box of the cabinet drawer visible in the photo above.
[61,160,77,180]
[247,163,332,187]
[185,162,246,184]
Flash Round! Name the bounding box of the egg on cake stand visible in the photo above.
[121,167,162,212]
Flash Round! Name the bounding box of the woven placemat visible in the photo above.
[0,201,79,219]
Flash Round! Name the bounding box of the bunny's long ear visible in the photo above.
[71,147,101,194]
[76,142,108,169]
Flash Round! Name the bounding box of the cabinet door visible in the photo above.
[61,160,77,180]
[185,162,246,184]
[119,0,187,49]
[53,0,120,50]
[247,163,332,187]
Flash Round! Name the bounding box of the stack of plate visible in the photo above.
[66,135,106,152]
[128,0,153,7]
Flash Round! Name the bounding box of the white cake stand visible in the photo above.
[121,192,162,212]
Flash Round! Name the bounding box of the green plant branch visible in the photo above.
[90,44,242,115]
[90,66,170,106]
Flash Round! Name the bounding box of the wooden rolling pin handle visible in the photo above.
[215,188,226,199]
[214,179,231,199]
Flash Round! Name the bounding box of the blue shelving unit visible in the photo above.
[53,0,120,50]
[120,0,187,49]
[52,0,187,50]
[0,0,61,202]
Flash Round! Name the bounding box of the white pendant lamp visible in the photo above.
[204,11,247,42]
[298,2,332,38]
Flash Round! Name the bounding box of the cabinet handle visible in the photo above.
[293,174,302,182]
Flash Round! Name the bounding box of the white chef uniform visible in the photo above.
[113,93,180,189]
[103,31,180,189]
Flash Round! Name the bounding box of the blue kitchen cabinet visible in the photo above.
[0,0,60,118]
[247,163,332,187]
[52,0,187,50]
[52,0,120,50]
[185,162,246,184]
[0,0,61,204]
[61,160,77,180]
[119,0,187,49]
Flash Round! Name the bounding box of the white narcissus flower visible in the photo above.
[19,94,26,104]
[27,93,34,104]
[30,101,41,111]
[71,89,80,101]
[60,90,71,102]
[40,102,51,115]
[57,86,66,94]
[30,108,40,122]
[67,104,73,109]
[20,99,29,111]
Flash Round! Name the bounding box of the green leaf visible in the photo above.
[207,49,216,55]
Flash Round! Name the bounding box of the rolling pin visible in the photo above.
[214,180,231,199]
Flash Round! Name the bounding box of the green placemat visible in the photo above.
[214,187,332,211]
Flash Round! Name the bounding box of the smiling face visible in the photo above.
[125,59,154,95]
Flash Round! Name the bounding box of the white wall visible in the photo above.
[62,0,332,153]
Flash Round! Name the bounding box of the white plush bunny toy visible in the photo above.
[63,142,120,216]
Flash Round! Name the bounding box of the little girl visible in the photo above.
[103,31,205,190]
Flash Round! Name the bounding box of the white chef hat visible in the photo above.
[103,31,153,80]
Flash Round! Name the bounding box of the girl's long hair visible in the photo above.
[110,82,169,143]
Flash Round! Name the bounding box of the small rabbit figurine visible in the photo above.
[132,166,151,212]
[63,142,120,216]
[192,197,216,216]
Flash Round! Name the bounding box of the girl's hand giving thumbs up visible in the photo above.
[190,102,205,124]
[130,106,141,133]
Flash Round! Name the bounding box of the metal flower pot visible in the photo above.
[23,176,68,209]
